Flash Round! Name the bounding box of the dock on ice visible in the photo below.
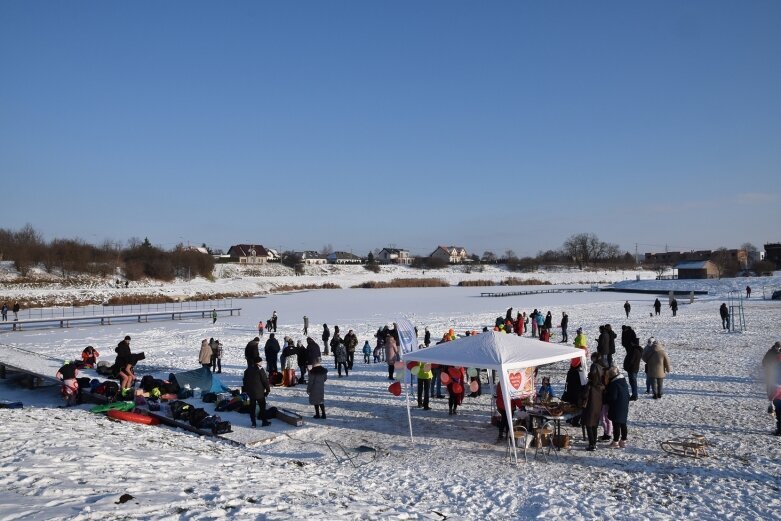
[0,302,241,332]
[479,287,596,298]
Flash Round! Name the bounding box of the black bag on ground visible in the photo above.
[264,406,278,419]
[161,381,180,394]
[189,407,210,428]
[96,361,113,376]
[202,392,217,403]
[102,381,120,402]
[169,400,192,421]
[77,377,92,389]
[213,421,231,434]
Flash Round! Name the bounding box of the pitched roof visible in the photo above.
[228,244,268,257]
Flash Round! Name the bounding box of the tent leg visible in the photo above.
[500,370,519,464]
[405,371,415,445]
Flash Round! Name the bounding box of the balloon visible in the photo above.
[469,380,480,393]
[395,369,406,382]
[467,368,478,378]
[440,372,451,385]
[410,366,420,378]
[388,382,402,396]
[394,361,405,370]
[452,383,464,394]
[448,367,461,379]
[407,361,418,370]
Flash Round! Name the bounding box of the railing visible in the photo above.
[12,298,235,321]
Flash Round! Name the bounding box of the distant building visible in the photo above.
[430,245,470,264]
[377,248,412,265]
[765,243,781,270]
[675,260,719,279]
[327,251,362,264]
[295,251,328,265]
[183,246,210,255]
[644,251,710,265]
[227,244,268,264]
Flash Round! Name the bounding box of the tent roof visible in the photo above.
[401,331,584,371]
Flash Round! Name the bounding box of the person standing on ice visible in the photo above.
[245,337,261,368]
[385,330,400,380]
[12,302,20,321]
[604,366,631,448]
[271,311,278,332]
[264,333,281,374]
[762,342,781,435]
[424,327,431,347]
[322,323,330,355]
[719,303,730,330]
[624,300,631,318]
[303,315,309,336]
[307,361,328,419]
[653,298,662,316]
[1,303,7,321]
[243,357,271,428]
[211,309,217,324]
[529,309,539,337]
[644,340,671,399]
[583,353,607,451]
[670,298,678,317]
[746,285,752,298]
[560,312,569,343]
[198,339,212,369]
[258,320,265,338]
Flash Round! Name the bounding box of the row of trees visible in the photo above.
[0,225,214,281]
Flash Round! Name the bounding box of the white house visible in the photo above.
[430,245,469,264]
[377,248,412,265]
[296,251,328,265]
[327,251,363,264]
[227,244,268,264]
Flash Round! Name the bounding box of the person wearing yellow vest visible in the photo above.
[416,362,433,410]
[571,328,589,368]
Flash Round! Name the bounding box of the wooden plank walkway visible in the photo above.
[480,288,594,298]
[0,307,242,332]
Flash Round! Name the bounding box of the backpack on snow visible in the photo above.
[169,400,192,421]
[188,408,210,429]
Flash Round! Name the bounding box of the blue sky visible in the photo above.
[1,1,779,257]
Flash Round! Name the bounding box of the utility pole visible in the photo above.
[635,243,639,265]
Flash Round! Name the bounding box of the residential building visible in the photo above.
[430,245,469,264]
[227,244,269,264]
[377,248,412,265]
[296,251,328,265]
[327,251,363,264]
[675,260,719,279]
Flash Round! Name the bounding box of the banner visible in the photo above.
[505,367,535,398]
[395,317,418,354]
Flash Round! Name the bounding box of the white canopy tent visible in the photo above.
[401,331,587,463]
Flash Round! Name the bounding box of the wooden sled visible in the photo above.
[275,407,304,427]
[660,434,709,459]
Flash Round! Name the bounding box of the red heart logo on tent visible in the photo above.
[508,371,523,390]
[388,382,402,396]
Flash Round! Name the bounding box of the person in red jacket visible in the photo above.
[495,381,522,441]
[81,346,100,366]
[447,367,466,415]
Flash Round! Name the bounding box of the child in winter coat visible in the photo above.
[537,376,556,400]
[307,363,328,419]
[362,341,371,364]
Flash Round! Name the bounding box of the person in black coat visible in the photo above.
[264,334,281,374]
[329,329,343,368]
[322,324,330,355]
[295,340,309,383]
[424,327,431,348]
[719,303,730,330]
[245,337,260,368]
[654,298,662,316]
[624,300,631,318]
[543,311,553,332]
[243,357,271,427]
[112,335,132,378]
[604,366,631,448]
[622,341,643,401]
[621,326,638,351]
[596,325,610,363]
[306,337,322,366]
[670,298,678,317]
[560,312,569,343]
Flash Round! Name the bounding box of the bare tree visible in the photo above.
[482,251,496,263]
[320,244,334,256]
[711,248,739,279]
[504,249,517,261]
[653,263,669,279]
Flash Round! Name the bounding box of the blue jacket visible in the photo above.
[605,375,630,424]
[362,342,372,355]
[537,383,556,398]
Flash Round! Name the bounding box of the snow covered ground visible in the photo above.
[1,276,780,520]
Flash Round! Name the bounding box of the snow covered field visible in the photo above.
[1,277,780,520]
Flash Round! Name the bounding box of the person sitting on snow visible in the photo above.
[81,345,100,366]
